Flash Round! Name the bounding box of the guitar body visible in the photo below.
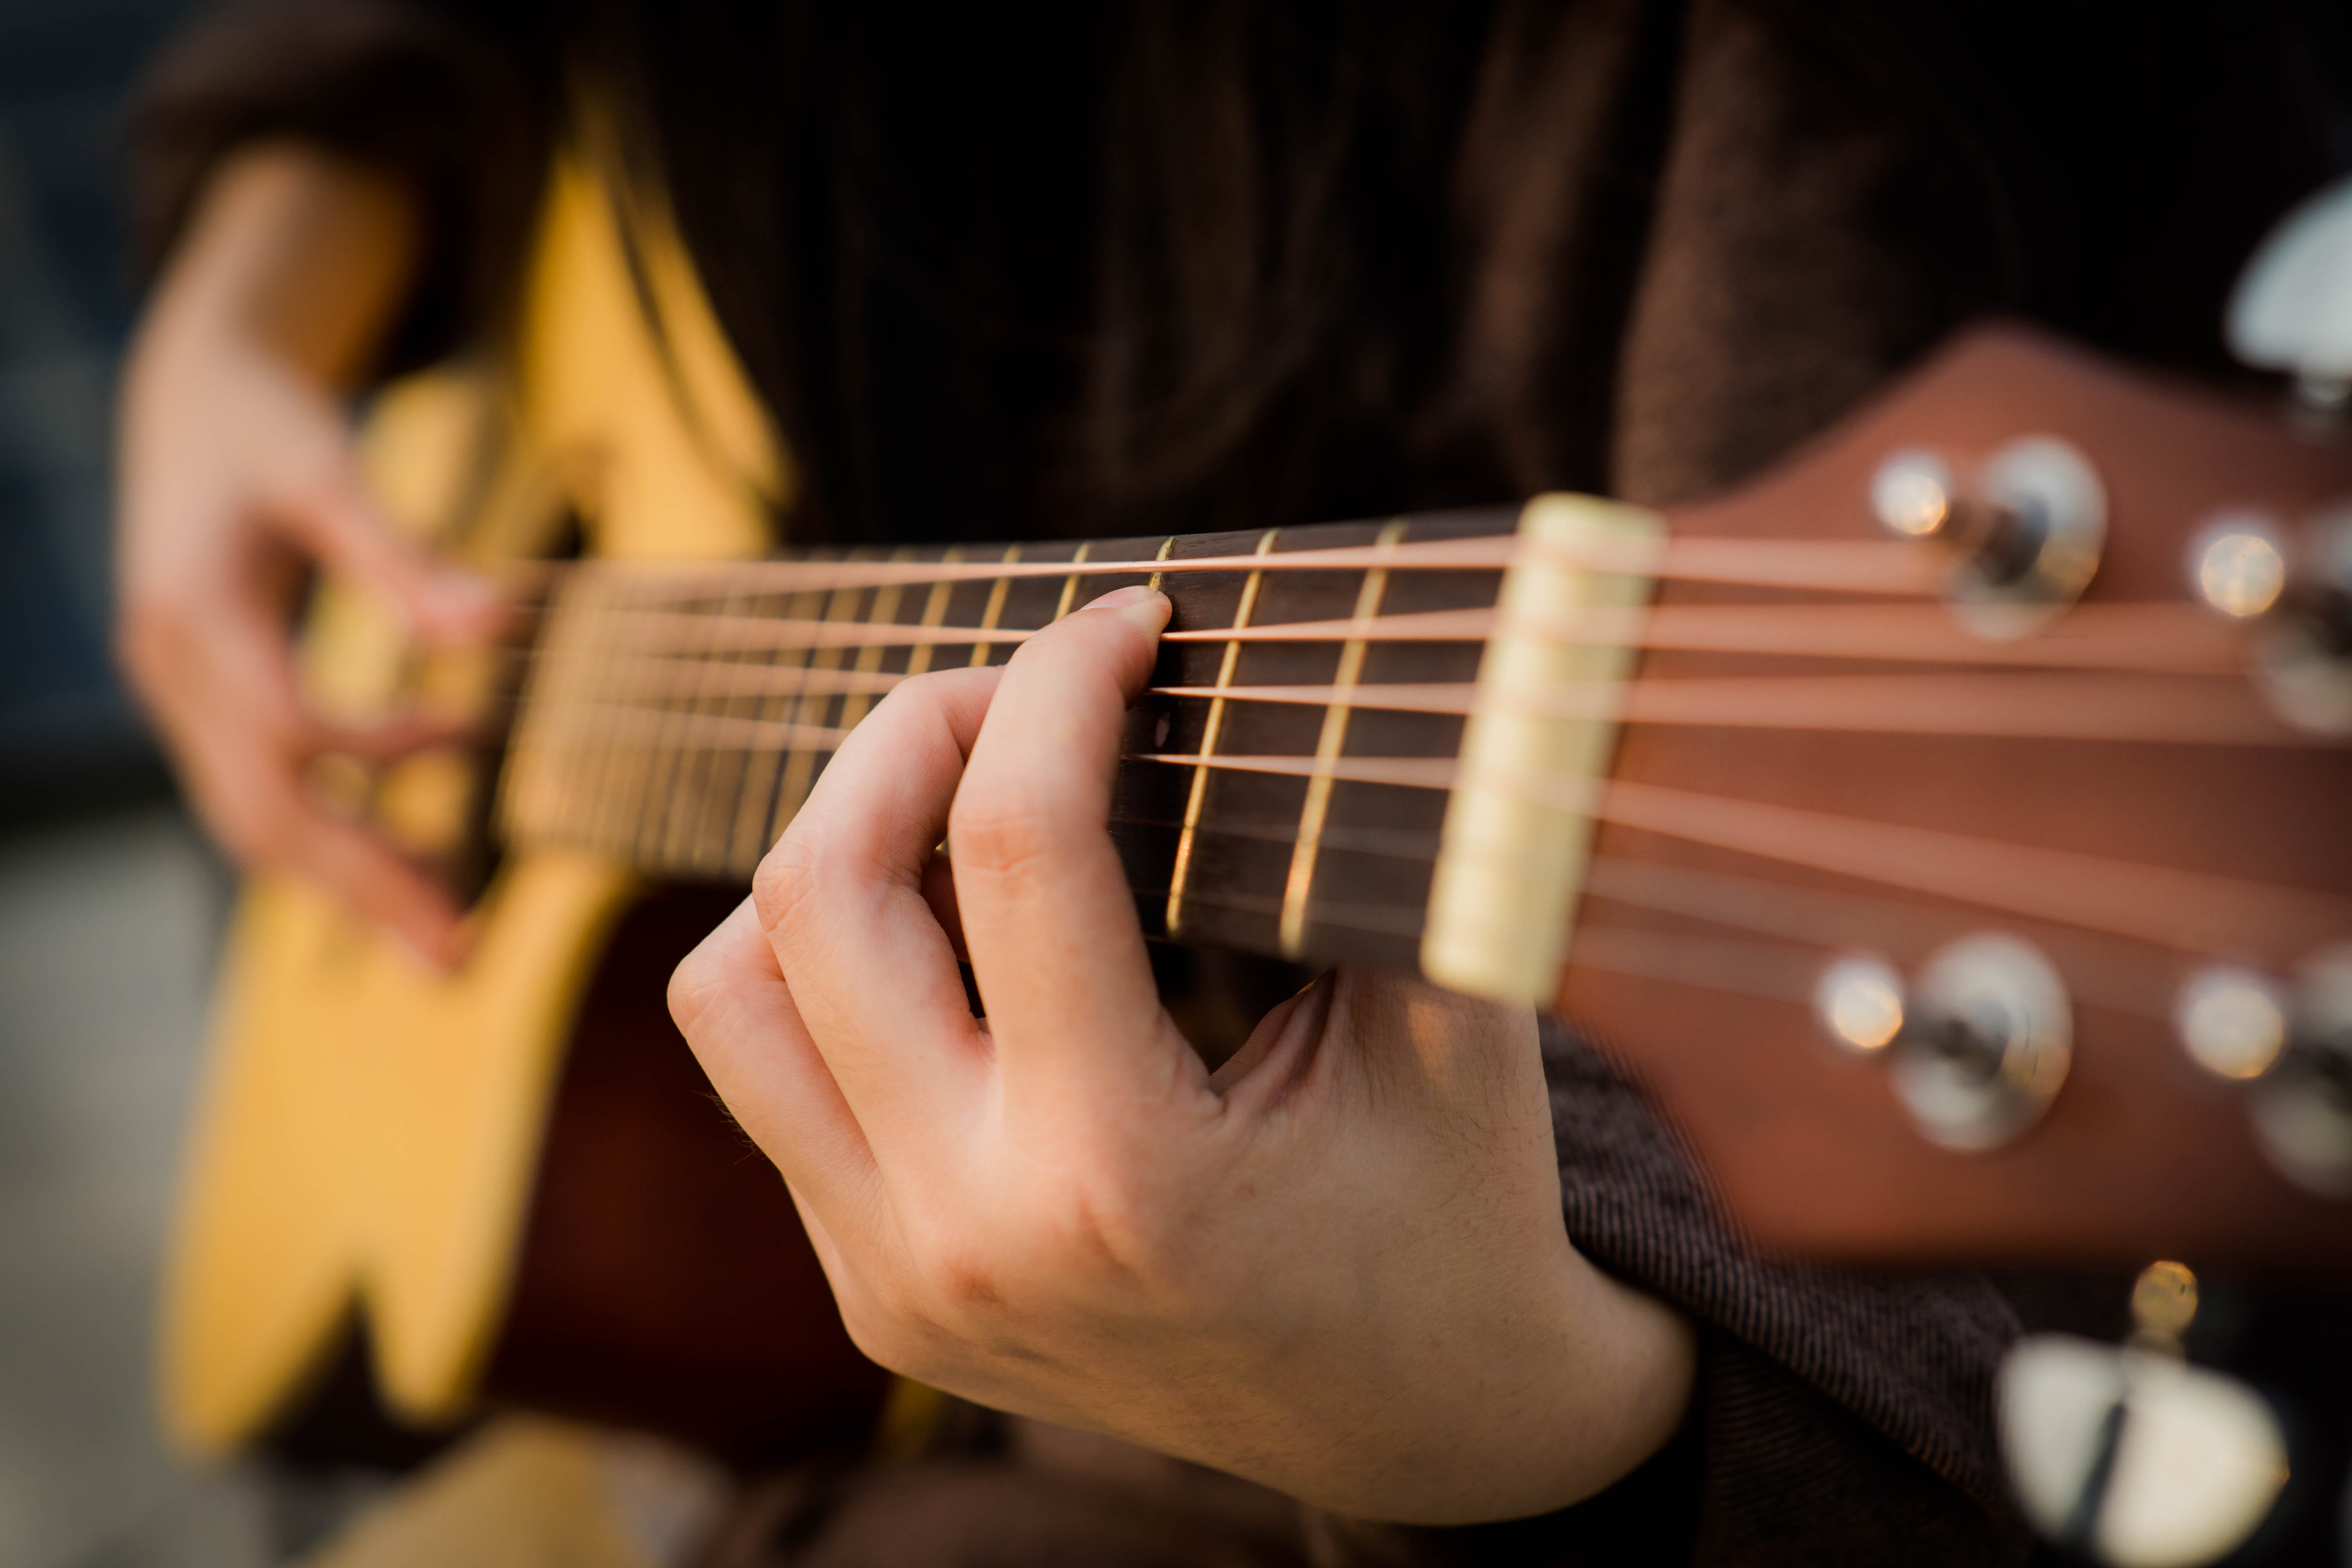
[162,148,886,1457]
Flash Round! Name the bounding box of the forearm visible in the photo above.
[133,141,421,394]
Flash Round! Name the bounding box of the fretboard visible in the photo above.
[500,504,1650,987]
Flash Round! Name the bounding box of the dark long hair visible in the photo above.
[590,0,2345,548]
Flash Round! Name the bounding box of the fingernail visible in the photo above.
[1083,585,1171,629]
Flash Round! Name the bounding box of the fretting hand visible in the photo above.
[669,585,1694,1524]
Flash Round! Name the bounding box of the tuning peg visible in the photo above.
[2245,947,2352,1198]
[2228,173,2352,410]
[1814,955,1906,1053]
[1869,449,1958,539]
[2174,965,2290,1081]
[1814,936,2071,1151]
[2185,512,2289,621]
[1868,439,2108,639]
[2247,506,2352,733]
[1998,1265,2290,1568]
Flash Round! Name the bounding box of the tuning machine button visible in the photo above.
[2247,505,2352,734]
[2245,948,2352,1198]
[1816,935,2071,1151]
[2186,513,2290,621]
[2176,952,2352,1197]
[2174,965,2291,1081]
[1999,1259,2291,1568]
[1869,449,1958,539]
[1815,955,1906,1053]
[1869,439,2107,638]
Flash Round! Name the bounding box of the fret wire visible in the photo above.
[563,576,621,853]
[662,578,754,873]
[1279,519,1408,958]
[741,583,827,863]
[835,547,913,742]
[969,543,1022,668]
[500,572,582,844]
[704,575,785,876]
[1145,534,1178,595]
[900,546,962,680]
[589,574,664,857]
[771,577,868,852]
[1165,528,1278,936]
[627,575,728,866]
[1051,541,1095,620]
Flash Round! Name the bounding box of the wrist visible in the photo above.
[136,141,420,393]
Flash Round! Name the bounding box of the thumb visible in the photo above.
[269,452,504,642]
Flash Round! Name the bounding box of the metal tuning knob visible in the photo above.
[1814,936,2071,1151]
[2176,951,2352,1198]
[1999,1263,2291,1568]
[2173,965,2292,1082]
[2247,948,2352,1198]
[2249,506,2352,735]
[1869,439,2108,639]
[2227,170,2352,414]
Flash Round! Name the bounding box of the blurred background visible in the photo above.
[0,2,281,1564]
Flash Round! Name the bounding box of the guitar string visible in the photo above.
[506,693,2352,962]
[484,598,2245,674]
[459,551,2341,981]
[517,664,2316,747]
[1108,755,2352,961]
[486,532,1942,596]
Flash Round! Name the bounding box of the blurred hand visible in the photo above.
[670,587,1695,1524]
[115,146,499,965]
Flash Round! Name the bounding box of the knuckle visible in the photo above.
[835,1273,950,1380]
[750,829,826,940]
[1049,1178,1166,1288]
[664,946,721,1037]
[918,1241,1009,1316]
[947,786,1061,889]
[882,667,963,716]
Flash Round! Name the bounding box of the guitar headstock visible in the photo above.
[1559,323,2352,1280]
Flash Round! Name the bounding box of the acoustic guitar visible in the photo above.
[160,143,2352,1467]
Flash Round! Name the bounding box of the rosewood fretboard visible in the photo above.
[503,510,1528,975]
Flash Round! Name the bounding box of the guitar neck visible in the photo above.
[492,326,2352,1274]
[500,503,1652,995]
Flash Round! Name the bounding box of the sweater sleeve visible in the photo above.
[1304,1022,2032,1568]
[128,0,557,376]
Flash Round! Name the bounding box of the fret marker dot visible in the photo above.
[1155,712,1172,748]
